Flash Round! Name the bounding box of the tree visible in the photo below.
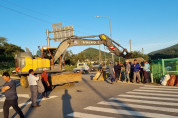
[0,37,8,44]
[130,51,150,60]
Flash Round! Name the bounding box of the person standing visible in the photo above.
[28,69,40,107]
[114,62,121,82]
[41,68,50,98]
[1,72,24,118]
[143,61,151,83]
[109,62,115,84]
[125,61,131,83]
[132,59,141,83]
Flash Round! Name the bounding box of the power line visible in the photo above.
[0,2,99,36]
[0,4,51,24]
[1,0,60,21]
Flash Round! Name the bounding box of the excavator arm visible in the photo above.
[53,34,131,63]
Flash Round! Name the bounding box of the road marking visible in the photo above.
[126,91,178,97]
[139,87,178,91]
[118,94,178,101]
[0,96,58,112]
[0,94,30,102]
[84,106,178,118]
[110,97,178,106]
[67,112,114,118]
[133,89,178,94]
[144,85,178,88]
[98,101,178,113]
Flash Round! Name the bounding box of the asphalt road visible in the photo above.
[0,73,178,118]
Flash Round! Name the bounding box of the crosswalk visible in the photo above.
[67,85,178,118]
[0,93,58,113]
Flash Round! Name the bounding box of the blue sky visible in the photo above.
[0,0,178,55]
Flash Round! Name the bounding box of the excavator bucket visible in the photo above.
[93,70,108,81]
[51,72,82,85]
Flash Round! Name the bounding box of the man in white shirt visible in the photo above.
[28,69,40,107]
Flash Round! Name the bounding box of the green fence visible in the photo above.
[151,58,178,83]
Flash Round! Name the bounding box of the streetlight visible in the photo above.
[96,16,114,63]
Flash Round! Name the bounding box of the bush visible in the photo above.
[0,67,15,75]
[64,65,76,71]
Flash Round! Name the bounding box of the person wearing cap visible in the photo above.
[143,61,151,83]
[109,61,115,84]
[1,72,24,118]
[41,68,50,98]
[125,60,131,83]
[132,59,141,83]
[28,69,40,108]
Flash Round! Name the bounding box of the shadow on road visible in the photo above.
[82,77,144,118]
[62,89,73,118]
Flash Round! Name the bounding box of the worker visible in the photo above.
[109,61,115,84]
[114,62,121,82]
[1,72,24,118]
[125,60,131,83]
[41,68,50,98]
[132,59,141,83]
[143,60,151,83]
[28,69,41,108]
[36,46,42,57]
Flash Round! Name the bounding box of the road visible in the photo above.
[0,73,178,118]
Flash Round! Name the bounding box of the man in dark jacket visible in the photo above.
[1,72,24,118]
[114,61,122,82]
[132,59,141,83]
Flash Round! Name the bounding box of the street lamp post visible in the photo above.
[96,16,114,63]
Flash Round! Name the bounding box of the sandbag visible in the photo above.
[161,74,170,86]
[37,79,45,93]
[175,75,178,86]
[167,75,176,86]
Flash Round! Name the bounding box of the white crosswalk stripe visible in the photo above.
[85,106,178,118]
[67,85,178,118]
[67,112,114,118]
[139,86,178,91]
[0,96,58,113]
[0,94,30,102]
[133,89,178,94]
[118,94,178,101]
[98,101,178,113]
[126,91,178,97]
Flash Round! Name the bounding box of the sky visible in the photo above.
[0,0,178,55]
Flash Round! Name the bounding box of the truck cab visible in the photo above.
[73,63,90,74]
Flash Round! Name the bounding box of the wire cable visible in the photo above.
[0,4,51,24]
[1,0,60,21]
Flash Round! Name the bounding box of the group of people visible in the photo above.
[109,59,151,84]
[1,68,50,118]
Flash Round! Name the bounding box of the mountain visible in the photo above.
[79,48,120,61]
[148,44,178,59]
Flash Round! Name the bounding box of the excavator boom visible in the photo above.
[53,34,131,63]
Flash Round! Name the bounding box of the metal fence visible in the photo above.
[151,58,178,82]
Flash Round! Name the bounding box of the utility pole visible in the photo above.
[46,29,50,47]
[130,40,132,52]
[99,44,102,63]
[142,48,144,55]
[96,16,114,63]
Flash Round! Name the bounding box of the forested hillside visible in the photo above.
[148,44,178,59]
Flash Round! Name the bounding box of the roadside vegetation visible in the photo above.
[0,37,24,75]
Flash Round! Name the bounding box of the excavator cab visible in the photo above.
[41,46,57,59]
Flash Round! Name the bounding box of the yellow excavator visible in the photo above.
[15,34,131,87]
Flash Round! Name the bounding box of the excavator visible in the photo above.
[15,34,131,88]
